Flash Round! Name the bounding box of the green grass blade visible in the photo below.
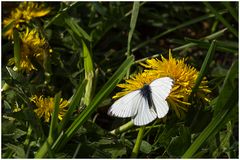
[82,40,94,74]
[13,29,21,69]
[215,40,238,50]
[52,55,134,152]
[81,40,94,106]
[44,2,80,29]
[204,28,228,40]
[126,1,140,77]
[182,61,238,158]
[49,92,61,141]
[127,1,140,55]
[181,38,237,53]
[183,37,237,50]
[173,28,227,51]
[58,79,87,132]
[131,10,227,52]
[64,16,92,42]
[222,2,238,22]
[190,40,216,96]
[204,2,238,37]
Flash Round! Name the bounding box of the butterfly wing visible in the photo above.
[150,77,173,118]
[108,90,140,118]
[132,96,157,126]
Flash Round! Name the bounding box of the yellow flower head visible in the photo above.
[113,50,211,118]
[8,28,49,72]
[30,95,69,123]
[3,2,51,39]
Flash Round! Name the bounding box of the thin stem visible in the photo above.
[131,126,145,158]
[110,121,134,135]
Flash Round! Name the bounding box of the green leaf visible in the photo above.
[140,140,152,154]
[92,139,127,158]
[105,146,126,158]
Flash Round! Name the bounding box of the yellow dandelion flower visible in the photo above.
[113,50,211,118]
[8,28,48,72]
[140,50,211,117]
[30,95,69,123]
[3,2,51,39]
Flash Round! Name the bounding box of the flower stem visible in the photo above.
[131,126,145,158]
[110,121,134,135]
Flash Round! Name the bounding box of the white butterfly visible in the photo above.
[108,77,173,126]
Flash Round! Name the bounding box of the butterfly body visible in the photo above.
[140,84,153,108]
[108,77,173,126]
